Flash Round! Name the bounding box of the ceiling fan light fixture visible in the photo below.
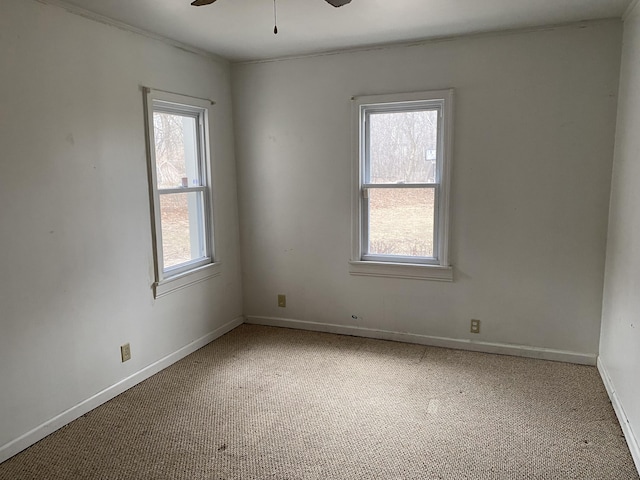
[190,0,352,34]
[191,0,352,7]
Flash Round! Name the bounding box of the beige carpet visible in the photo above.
[1,324,638,479]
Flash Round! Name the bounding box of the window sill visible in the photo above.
[154,262,222,298]
[349,261,453,282]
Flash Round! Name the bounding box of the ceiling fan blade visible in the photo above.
[191,0,217,6]
[325,0,352,6]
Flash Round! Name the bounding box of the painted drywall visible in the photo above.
[232,21,621,357]
[0,0,243,455]
[599,2,640,470]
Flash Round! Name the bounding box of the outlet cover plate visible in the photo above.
[278,294,286,308]
[470,319,481,334]
[121,343,131,362]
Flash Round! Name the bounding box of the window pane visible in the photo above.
[369,110,438,184]
[159,192,206,269]
[368,188,435,257]
[153,112,201,189]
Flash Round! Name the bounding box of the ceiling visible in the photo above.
[48,0,631,62]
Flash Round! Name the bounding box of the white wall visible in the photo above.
[232,21,621,359]
[599,2,640,470]
[0,0,243,458]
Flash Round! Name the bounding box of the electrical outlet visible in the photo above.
[278,294,286,308]
[470,319,481,334]
[120,343,131,362]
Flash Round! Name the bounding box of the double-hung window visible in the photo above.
[144,89,219,297]
[350,90,453,281]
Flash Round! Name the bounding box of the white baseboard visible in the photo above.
[597,358,640,474]
[0,315,244,464]
[246,316,597,365]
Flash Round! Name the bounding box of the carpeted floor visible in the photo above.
[1,324,638,479]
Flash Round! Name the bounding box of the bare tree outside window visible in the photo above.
[369,110,438,184]
[366,109,438,257]
[152,111,206,270]
[154,112,192,189]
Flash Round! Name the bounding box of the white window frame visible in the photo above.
[143,88,220,298]
[350,90,454,282]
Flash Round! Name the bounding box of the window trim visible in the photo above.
[143,88,219,297]
[350,89,454,281]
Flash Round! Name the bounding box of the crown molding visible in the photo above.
[624,0,639,21]
[34,0,229,64]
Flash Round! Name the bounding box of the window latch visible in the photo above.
[362,187,369,199]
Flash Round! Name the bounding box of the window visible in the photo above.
[350,90,453,281]
[144,89,220,297]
